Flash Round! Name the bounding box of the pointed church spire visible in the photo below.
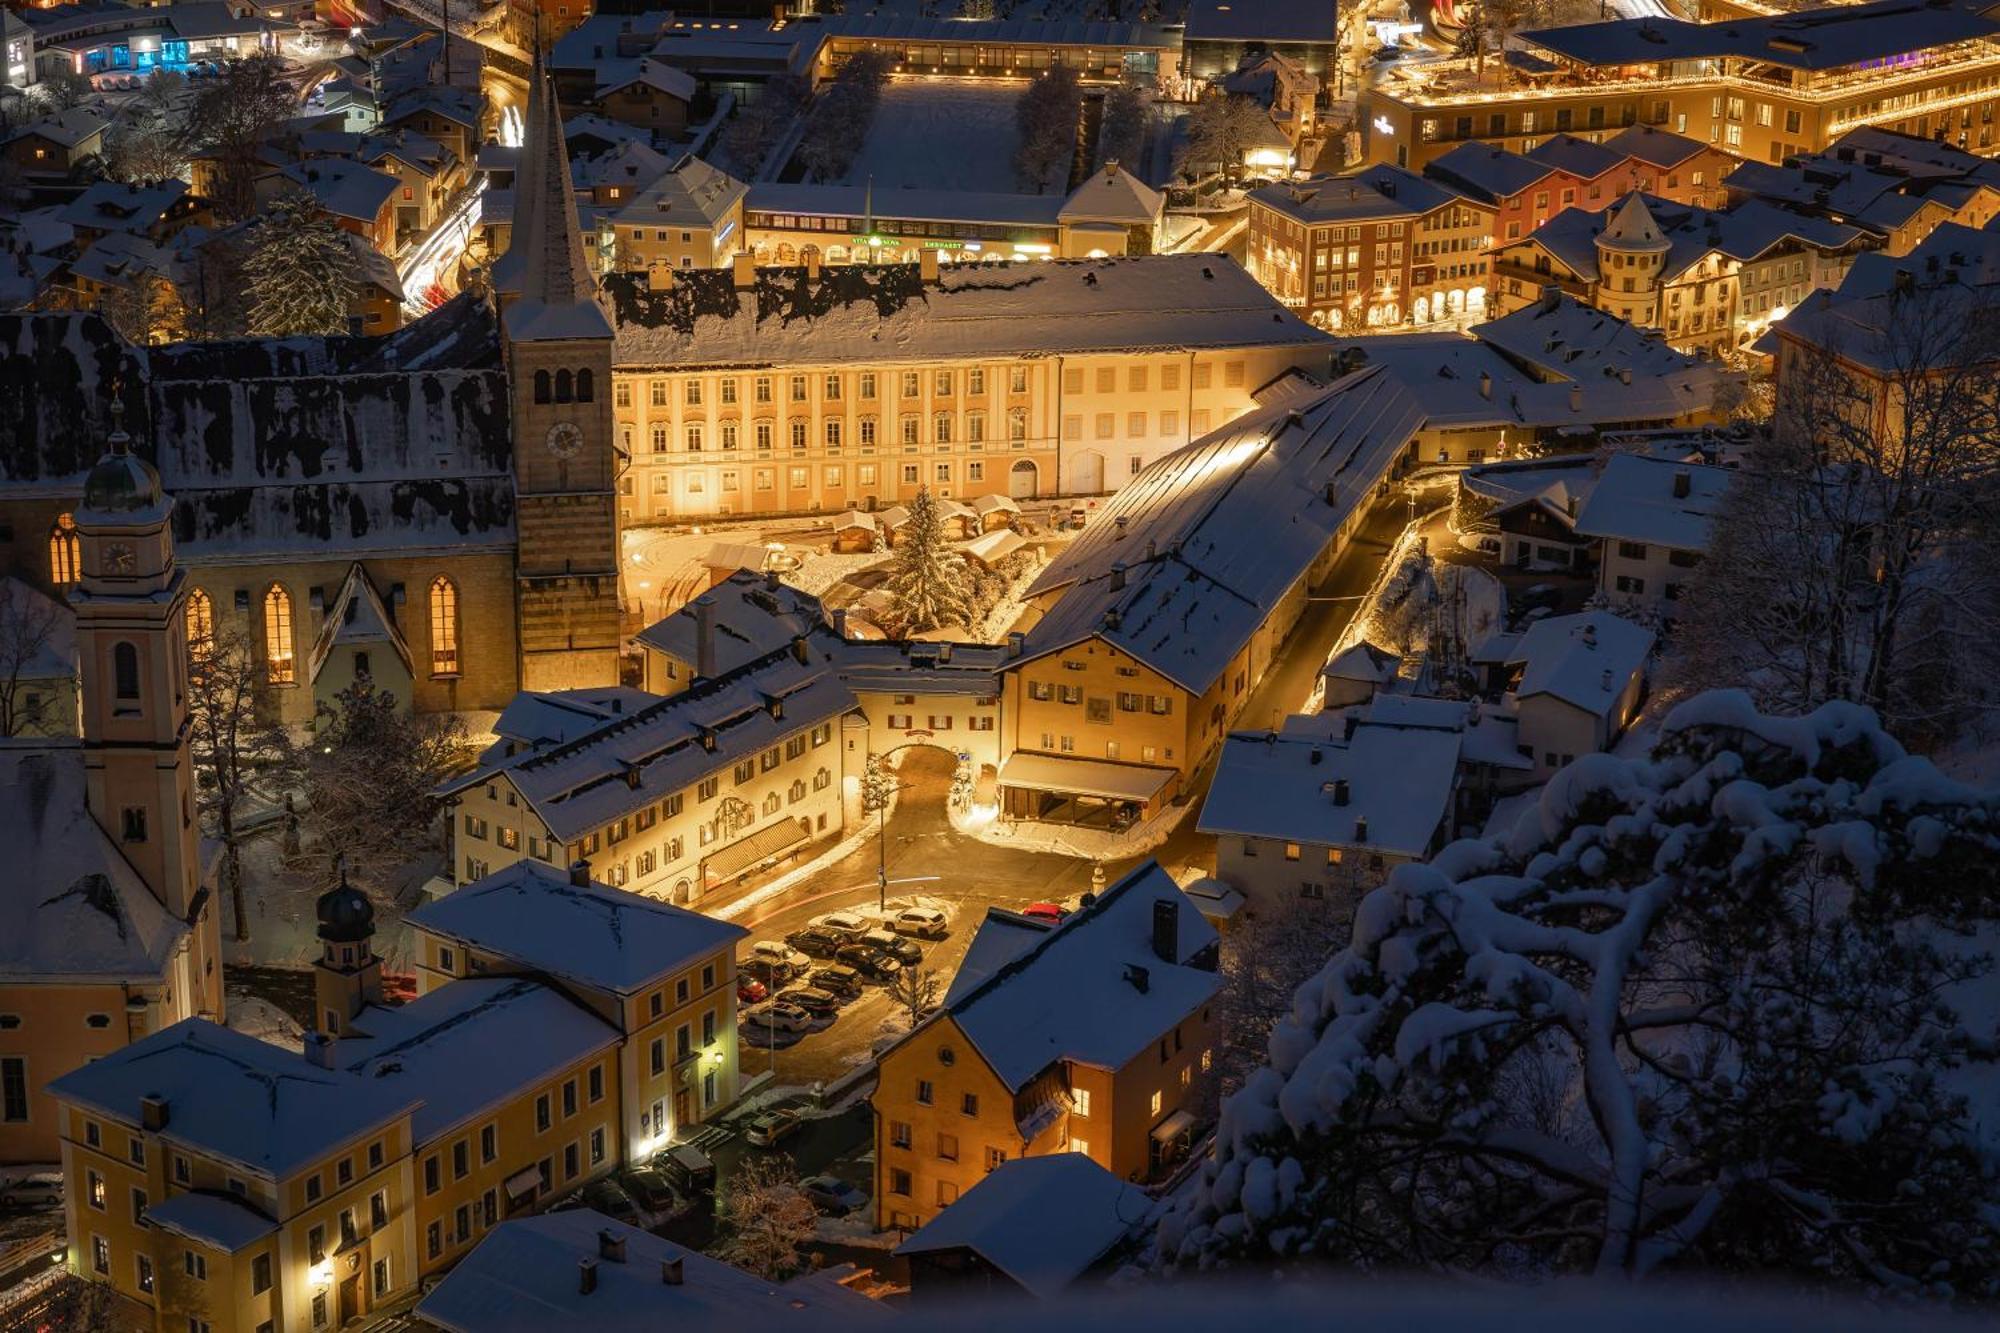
[496,37,612,341]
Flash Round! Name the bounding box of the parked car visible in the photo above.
[658,1143,715,1196]
[835,943,903,982]
[891,907,949,940]
[737,977,769,1005]
[0,1171,62,1207]
[582,1178,642,1225]
[1022,901,1070,923]
[1367,43,1404,62]
[861,928,923,966]
[743,999,813,1032]
[786,925,848,960]
[799,1175,869,1217]
[544,1190,585,1213]
[750,939,810,976]
[816,910,875,939]
[620,1165,678,1215]
[745,1109,803,1148]
[778,985,842,1019]
[809,965,864,999]
[739,958,788,990]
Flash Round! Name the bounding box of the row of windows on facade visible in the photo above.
[50,519,466,684]
[1026,681,1176,716]
[620,409,1035,454]
[622,459,1033,503]
[613,359,1242,413]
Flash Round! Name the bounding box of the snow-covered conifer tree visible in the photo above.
[883,488,978,635]
[244,188,361,338]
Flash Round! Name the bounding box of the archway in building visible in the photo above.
[1383,301,1402,324]
[777,243,797,263]
[801,243,822,264]
[1412,295,1431,324]
[827,244,850,264]
[1008,458,1039,499]
[1328,307,1344,330]
[1468,286,1487,312]
[1070,451,1104,495]
[1446,289,1464,315]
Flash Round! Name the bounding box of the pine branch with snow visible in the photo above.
[882,488,979,635]
[244,188,361,338]
[1158,690,2000,1297]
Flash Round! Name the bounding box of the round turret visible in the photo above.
[316,875,376,944]
[77,402,164,519]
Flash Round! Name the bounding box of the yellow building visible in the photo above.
[2,420,222,1167]
[1358,0,2000,173]
[871,862,1219,1231]
[46,860,743,1331]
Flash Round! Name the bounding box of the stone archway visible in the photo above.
[1009,458,1039,499]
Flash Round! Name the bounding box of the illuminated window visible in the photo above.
[429,576,459,676]
[49,514,79,587]
[186,588,213,646]
[263,585,295,685]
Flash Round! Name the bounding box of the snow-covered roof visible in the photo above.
[1572,452,1732,551]
[605,255,1330,370]
[492,687,665,752]
[58,178,190,236]
[1524,133,1626,183]
[1059,164,1164,227]
[963,529,1027,564]
[1523,0,2000,72]
[944,909,1051,1006]
[819,12,1176,48]
[1323,639,1398,684]
[831,637,1009,697]
[1022,366,1423,695]
[894,1153,1147,1296]
[46,1019,418,1180]
[6,107,108,151]
[407,862,746,998]
[144,1191,279,1252]
[634,570,824,672]
[611,153,745,229]
[415,1210,882,1332]
[744,182,1064,228]
[0,579,73,679]
[598,57,697,102]
[338,977,619,1140]
[1186,0,1337,42]
[1199,719,1461,858]
[1514,192,1867,287]
[1471,291,1726,397]
[0,743,187,983]
[281,157,400,224]
[1767,221,2000,370]
[1251,165,1475,225]
[1509,611,1655,718]
[934,861,1219,1092]
[1424,142,1564,204]
[308,563,412,684]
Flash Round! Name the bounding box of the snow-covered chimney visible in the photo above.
[570,860,591,887]
[1332,778,1350,806]
[693,594,718,679]
[1673,468,1691,499]
[832,607,849,638]
[578,1259,598,1296]
[662,1257,684,1286]
[1568,384,1583,413]
[1582,622,1598,648]
[1110,562,1127,591]
[304,1031,335,1070]
[598,1231,626,1263]
[732,252,756,289]
[1479,371,1492,399]
[920,249,940,283]
[1007,631,1025,658]
[1601,668,1613,692]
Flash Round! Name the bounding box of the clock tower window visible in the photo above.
[533,370,552,404]
[113,642,140,702]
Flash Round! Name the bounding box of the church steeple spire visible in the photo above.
[497,43,611,342]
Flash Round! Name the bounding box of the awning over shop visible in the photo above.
[702,817,809,882]
[1151,1109,1198,1144]
[503,1165,541,1199]
[995,752,1177,803]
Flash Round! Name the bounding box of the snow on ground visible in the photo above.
[784,550,887,598]
[836,80,1049,193]
[224,994,306,1053]
[968,797,1195,861]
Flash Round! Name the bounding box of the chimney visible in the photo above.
[791,635,810,665]
[693,594,717,679]
[140,1096,169,1131]
[1309,746,1322,766]
[765,567,780,591]
[1601,668,1613,692]
[1540,285,1561,314]
[920,249,940,283]
[832,607,849,638]
[1354,816,1369,843]
[579,1259,599,1296]
[1332,778,1350,806]
[304,1031,335,1070]
[1124,962,1150,994]
[1619,367,1632,385]
[1478,371,1492,399]
[1324,479,1339,506]
[1568,384,1583,412]
[1151,898,1178,963]
[1006,631,1025,658]
[570,860,591,887]
[1110,562,1126,591]
[648,265,675,293]
[1672,468,1691,499]
[662,1257,685,1286]
[598,1230,626,1263]
[732,252,756,289]
[1582,622,1598,648]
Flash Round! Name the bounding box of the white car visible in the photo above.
[750,939,810,976]
[892,907,949,940]
[1,1171,62,1207]
[816,910,874,939]
[742,1000,812,1033]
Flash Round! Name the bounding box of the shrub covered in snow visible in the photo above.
[1159,690,2000,1297]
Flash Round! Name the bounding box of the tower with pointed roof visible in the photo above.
[498,55,623,692]
[70,404,222,1022]
[313,871,381,1035]
[1595,193,1673,330]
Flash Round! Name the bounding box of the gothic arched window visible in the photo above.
[186,588,214,648]
[49,514,79,588]
[429,575,460,677]
[263,584,295,685]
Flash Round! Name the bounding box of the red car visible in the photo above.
[1022,902,1070,923]
[737,978,768,1004]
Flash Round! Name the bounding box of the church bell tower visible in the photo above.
[494,54,623,692]
[71,408,222,1022]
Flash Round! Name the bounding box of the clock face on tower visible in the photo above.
[546,422,584,460]
[104,542,135,575]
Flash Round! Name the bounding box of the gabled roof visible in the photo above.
[1523,0,2000,72]
[0,743,187,983]
[934,861,1218,1092]
[58,179,190,235]
[492,687,665,752]
[611,153,746,229]
[1249,164,1474,224]
[1199,718,1461,858]
[1509,611,1654,717]
[46,1019,418,1180]
[308,563,413,684]
[634,569,824,673]
[1601,124,1711,171]
[144,1192,279,1253]
[1059,163,1164,226]
[1572,452,1732,550]
[1525,133,1626,183]
[1020,367,1423,695]
[407,862,747,997]
[281,157,399,223]
[7,107,108,151]
[598,57,697,101]
[895,1154,1148,1296]
[1424,142,1559,204]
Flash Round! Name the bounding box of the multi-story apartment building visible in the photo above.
[1245,165,1496,330]
[606,153,747,274]
[1428,125,1735,244]
[1491,191,1869,352]
[439,642,858,906]
[1359,0,2000,173]
[1723,125,2000,256]
[871,864,1219,1230]
[2,418,223,1166]
[603,252,1333,518]
[47,864,742,1332]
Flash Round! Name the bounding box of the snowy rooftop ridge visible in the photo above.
[894,1153,1149,1297]
[1572,452,1733,551]
[408,862,746,997]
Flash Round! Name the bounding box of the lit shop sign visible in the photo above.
[1372,115,1396,136]
[714,219,736,246]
